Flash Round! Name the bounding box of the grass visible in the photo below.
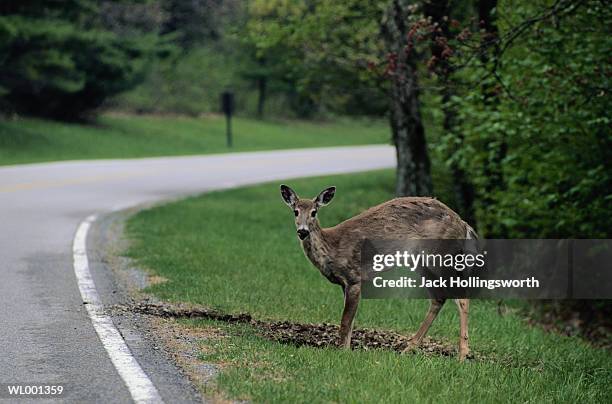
[0,114,388,166]
[126,170,611,403]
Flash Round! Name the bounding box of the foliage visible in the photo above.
[0,0,158,120]
[241,0,389,117]
[112,46,239,116]
[237,0,313,117]
[160,0,225,49]
[449,0,612,237]
[113,1,305,118]
[259,0,610,237]
[119,0,391,118]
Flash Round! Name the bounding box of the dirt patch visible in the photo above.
[110,301,460,358]
[258,321,455,356]
[148,275,169,285]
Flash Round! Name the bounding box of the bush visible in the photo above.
[453,0,611,238]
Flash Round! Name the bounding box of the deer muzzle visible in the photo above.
[297,228,310,240]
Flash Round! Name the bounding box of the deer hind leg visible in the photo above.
[339,283,361,349]
[403,298,446,353]
[455,299,470,361]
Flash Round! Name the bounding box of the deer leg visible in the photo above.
[455,299,470,361]
[339,283,361,349]
[403,298,446,353]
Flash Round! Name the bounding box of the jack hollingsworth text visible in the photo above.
[372,276,540,290]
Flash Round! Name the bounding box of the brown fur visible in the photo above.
[281,185,473,361]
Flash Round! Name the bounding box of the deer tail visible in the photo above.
[465,223,478,240]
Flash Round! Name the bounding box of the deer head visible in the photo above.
[280,184,336,240]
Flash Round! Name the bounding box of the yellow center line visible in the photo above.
[0,150,386,194]
[0,169,158,193]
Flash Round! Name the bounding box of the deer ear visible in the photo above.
[315,186,336,207]
[280,184,298,207]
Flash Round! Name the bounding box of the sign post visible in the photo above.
[221,91,235,148]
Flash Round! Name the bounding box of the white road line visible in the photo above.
[73,215,164,404]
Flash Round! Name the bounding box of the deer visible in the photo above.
[280,184,476,361]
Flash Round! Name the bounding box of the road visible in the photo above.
[0,145,395,403]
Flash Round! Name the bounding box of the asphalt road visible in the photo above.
[0,145,395,403]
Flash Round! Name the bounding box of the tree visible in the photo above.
[239,0,385,119]
[0,0,157,120]
[244,0,434,195]
[452,0,611,238]
[238,0,300,119]
[422,0,476,223]
[475,0,506,236]
[160,0,242,50]
[383,0,433,196]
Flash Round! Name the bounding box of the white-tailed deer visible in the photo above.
[280,184,475,361]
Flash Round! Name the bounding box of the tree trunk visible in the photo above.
[256,56,267,119]
[384,0,432,197]
[478,0,507,236]
[423,0,477,226]
[478,0,499,47]
[256,75,267,119]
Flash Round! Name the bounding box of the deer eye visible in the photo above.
[294,210,299,216]
[311,210,317,217]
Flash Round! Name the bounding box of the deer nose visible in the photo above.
[297,229,310,240]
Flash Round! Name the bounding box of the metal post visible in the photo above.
[221,91,235,148]
[226,113,232,148]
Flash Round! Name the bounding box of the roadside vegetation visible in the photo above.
[3,1,609,401]
[126,171,611,403]
[0,114,387,166]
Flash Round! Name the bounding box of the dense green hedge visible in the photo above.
[450,0,611,238]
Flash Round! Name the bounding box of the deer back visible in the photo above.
[324,197,470,263]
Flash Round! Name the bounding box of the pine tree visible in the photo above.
[0,0,156,120]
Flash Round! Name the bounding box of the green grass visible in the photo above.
[126,170,611,403]
[0,114,388,166]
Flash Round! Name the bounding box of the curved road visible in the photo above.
[0,145,395,403]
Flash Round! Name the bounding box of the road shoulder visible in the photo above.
[87,208,216,404]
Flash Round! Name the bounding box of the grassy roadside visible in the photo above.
[125,170,611,403]
[0,114,388,166]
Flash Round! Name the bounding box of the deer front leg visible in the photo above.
[339,283,361,349]
[455,299,470,361]
[403,298,446,353]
